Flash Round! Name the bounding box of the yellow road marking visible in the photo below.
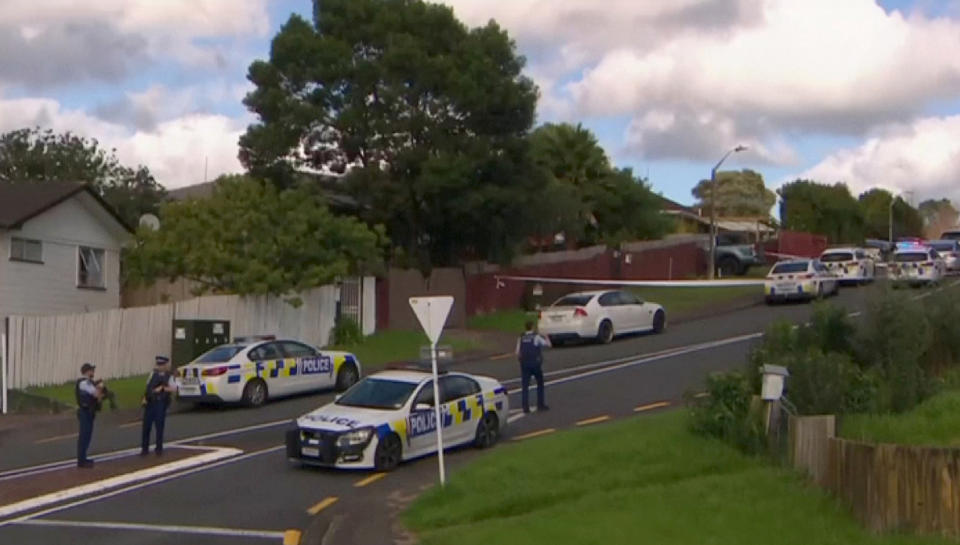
[576,415,611,427]
[490,353,514,361]
[512,428,556,441]
[283,529,303,545]
[34,433,78,444]
[306,496,338,515]
[353,472,387,488]
[634,401,671,412]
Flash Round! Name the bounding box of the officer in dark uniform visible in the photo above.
[516,321,551,413]
[141,356,176,456]
[75,363,104,468]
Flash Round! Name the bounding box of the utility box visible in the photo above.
[760,364,789,401]
[171,319,231,369]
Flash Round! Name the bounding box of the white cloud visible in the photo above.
[795,115,960,202]
[0,95,245,188]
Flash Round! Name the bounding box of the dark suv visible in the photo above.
[715,234,761,276]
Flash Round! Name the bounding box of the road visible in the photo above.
[0,283,945,544]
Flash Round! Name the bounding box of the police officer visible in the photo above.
[76,363,104,468]
[516,321,551,413]
[141,356,176,456]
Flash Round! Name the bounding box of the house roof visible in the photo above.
[0,182,132,232]
[655,194,697,215]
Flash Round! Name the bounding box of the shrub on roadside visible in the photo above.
[921,291,960,376]
[779,350,877,415]
[331,317,364,346]
[687,371,765,455]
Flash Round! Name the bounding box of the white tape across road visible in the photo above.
[495,275,766,287]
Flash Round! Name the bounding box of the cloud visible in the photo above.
[444,0,960,163]
[0,95,245,188]
[794,115,960,202]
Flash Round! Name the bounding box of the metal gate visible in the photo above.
[339,277,362,326]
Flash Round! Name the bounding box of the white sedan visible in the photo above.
[286,369,509,470]
[178,337,361,407]
[819,247,875,285]
[764,259,839,304]
[890,246,945,286]
[537,290,666,345]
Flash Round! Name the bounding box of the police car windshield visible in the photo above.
[771,262,809,274]
[940,232,960,240]
[195,345,244,363]
[820,252,853,262]
[895,252,927,262]
[553,294,594,307]
[336,378,418,410]
[929,243,955,252]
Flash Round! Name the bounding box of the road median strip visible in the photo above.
[307,496,339,515]
[354,473,387,488]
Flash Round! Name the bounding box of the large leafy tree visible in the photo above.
[239,0,542,271]
[124,175,386,301]
[858,189,923,240]
[692,169,776,218]
[529,123,668,246]
[918,198,959,239]
[0,127,166,226]
[778,180,865,243]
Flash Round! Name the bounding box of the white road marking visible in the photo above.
[0,445,284,528]
[14,518,287,540]
[507,413,526,424]
[0,446,241,520]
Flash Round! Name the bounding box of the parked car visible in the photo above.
[819,247,875,285]
[715,234,762,276]
[764,259,839,304]
[889,245,945,286]
[537,290,666,345]
[939,229,960,241]
[178,336,362,407]
[928,240,960,271]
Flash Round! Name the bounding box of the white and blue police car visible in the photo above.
[177,336,361,407]
[286,369,509,471]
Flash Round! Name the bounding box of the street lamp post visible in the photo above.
[888,197,895,246]
[708,145,748,280]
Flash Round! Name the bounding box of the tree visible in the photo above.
[778,180,865,243]
[529,123,668,246]
[918,198,959,239]
[691,169,776,218]
[239,0,542,271]
[124,175,386,301]
[0,127,166,226]
[858,189,923,240]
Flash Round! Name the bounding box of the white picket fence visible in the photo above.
[5,283,352,389]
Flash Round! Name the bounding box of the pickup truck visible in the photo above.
[715,234,762,276]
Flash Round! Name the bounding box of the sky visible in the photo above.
[2,0,960,208]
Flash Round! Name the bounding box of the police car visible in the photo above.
[819,247,875,285]
[764,259,839,304]
[889,243,945,286]
[286,369,509,471]
[177,336,361,407]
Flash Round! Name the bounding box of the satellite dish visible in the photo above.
[138,214,160,230]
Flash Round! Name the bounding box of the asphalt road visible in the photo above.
[0,282,948,544]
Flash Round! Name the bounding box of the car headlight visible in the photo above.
[336,427,374,448]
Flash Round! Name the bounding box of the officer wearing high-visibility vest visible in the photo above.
[141,356,177,456]
[516,321,551,413]
[75,363,104,468]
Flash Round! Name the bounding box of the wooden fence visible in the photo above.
[790,415,960,538]
[6,285,340,389]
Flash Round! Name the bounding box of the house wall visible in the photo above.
[0,194,124,318]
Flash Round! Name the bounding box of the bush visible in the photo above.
[332,317,364,346]
[780,350,876,415]
[688,372,765,455]
[922,291,960,376]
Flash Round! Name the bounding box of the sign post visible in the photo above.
[409,296,454,486]
[1,317,8,415]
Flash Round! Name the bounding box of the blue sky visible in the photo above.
[1,0,959,210]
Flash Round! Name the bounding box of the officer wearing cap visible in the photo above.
[141,356,177,456]
[516,320,551,413]
[75,363,104,468]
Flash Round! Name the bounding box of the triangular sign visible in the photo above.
[409,296,454,346]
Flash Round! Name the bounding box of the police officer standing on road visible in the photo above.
[76,363,104,468]
[516,321,551,414]
[141,356,177,456]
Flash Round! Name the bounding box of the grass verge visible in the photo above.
[467,309,536,333]
[405,411,950,545]
[331,329,482,369]
[631,285,759,315]
[840,390,960,447]
[22,373,150,412]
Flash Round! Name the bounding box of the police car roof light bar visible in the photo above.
[233,335,277,343]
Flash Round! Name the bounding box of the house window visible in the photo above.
[10,237,43,263]
[78,246,105,289]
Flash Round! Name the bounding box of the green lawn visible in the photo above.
[631,285,760,314]
[23,373,150,412]
[405,411,949,545]
[467,309,536,333]
[840,391,960,447]
[331,329,482,369]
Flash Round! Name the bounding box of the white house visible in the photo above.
[0,182,132,318]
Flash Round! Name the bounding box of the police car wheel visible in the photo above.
[652,310,666,334]
[374,433,402,471]
[242,379,268,408]
[474,412,500,449]
[335,364,359,392]
[597,320,614,344]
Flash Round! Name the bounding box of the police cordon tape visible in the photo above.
[495,275,766,287]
